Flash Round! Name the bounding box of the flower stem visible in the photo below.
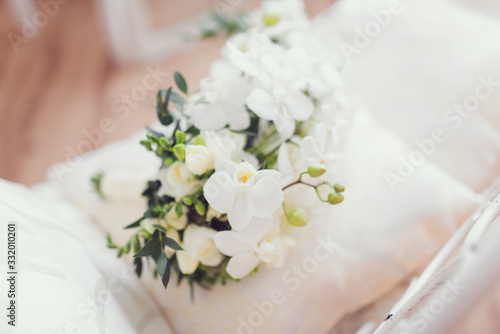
[282,201,289,217]
[249,127,278,155]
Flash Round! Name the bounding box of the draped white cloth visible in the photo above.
[2,0,500,333]
[0,179,173,334]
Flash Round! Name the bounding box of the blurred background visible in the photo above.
[0,0,334,185]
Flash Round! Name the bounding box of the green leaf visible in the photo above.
[157,88,174,126]
[125,217,144,229]
[175,202,183,217]
[157,252,168,277]
[185,125,200,137]
[174,72,188,95]
[106,233,117,249]
[133,238,160,257]
[161,260,171,289]
[145,126,165,138]
[133,235,141,253]
[153,224,167,233]
[144,208,160,219]
[134,257,143,277]
[91,173,104,197]
[123,241,131,254]
[164,237,183,251]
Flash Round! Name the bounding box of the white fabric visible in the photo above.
[0,180,173,334]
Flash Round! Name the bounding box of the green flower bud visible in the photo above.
[159,137,170,149]
[333,184,345,193]
[156,147,164,155]
[328,193,344,204]
[195,200,206,216]
[287,207,308,227]
[142,230,151,239]
[307,164,327,178]
[173,144,186,160]
[193,135,205,146]
[263,13,280,27]
[175,130,186,144]
[140,140,152,151]
[164,157,174,167]
[182,196,193,206]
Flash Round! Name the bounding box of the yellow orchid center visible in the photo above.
[236,171,254,184]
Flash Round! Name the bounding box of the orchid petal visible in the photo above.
[300,136,323,160]
[256,169,281,182]
[203,171,238,213]
[246,177,284,217]
[227,193,252,230]
[224,106,251,130]
[191,104,227,130]
[283,91,314,121]
[226,41,262,78]
[238,216,275,245]
[247,89,279,120]
[214,231,254,256]
[226,252,261,279]
[274,114,295,139]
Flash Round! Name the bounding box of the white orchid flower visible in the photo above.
[246,86,313,139]
[185,145,211,175]
[226,40,314,138]
[214,216,287,279]
[203,160,284,231]
[185,76,249,131]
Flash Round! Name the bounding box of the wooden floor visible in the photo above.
[0,0,333,185]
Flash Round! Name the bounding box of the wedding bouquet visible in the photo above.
[96,0,351,296]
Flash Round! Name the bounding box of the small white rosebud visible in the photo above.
[185,145,211,175]
[166,206,188,230]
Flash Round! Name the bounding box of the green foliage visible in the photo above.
[91,172,104,198]
[163,237,183,251]
[174,72,188,95]
[156,88,174,126]
[134,238,160,257]
[200,11,249,40]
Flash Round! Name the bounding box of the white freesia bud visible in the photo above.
[141,218,158,235]
[177,225,224,275]
[157,162,203,200]
[185,145,211,175]
[164,228,180,259]
[202,129,246,166]
[166,206,188,230]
